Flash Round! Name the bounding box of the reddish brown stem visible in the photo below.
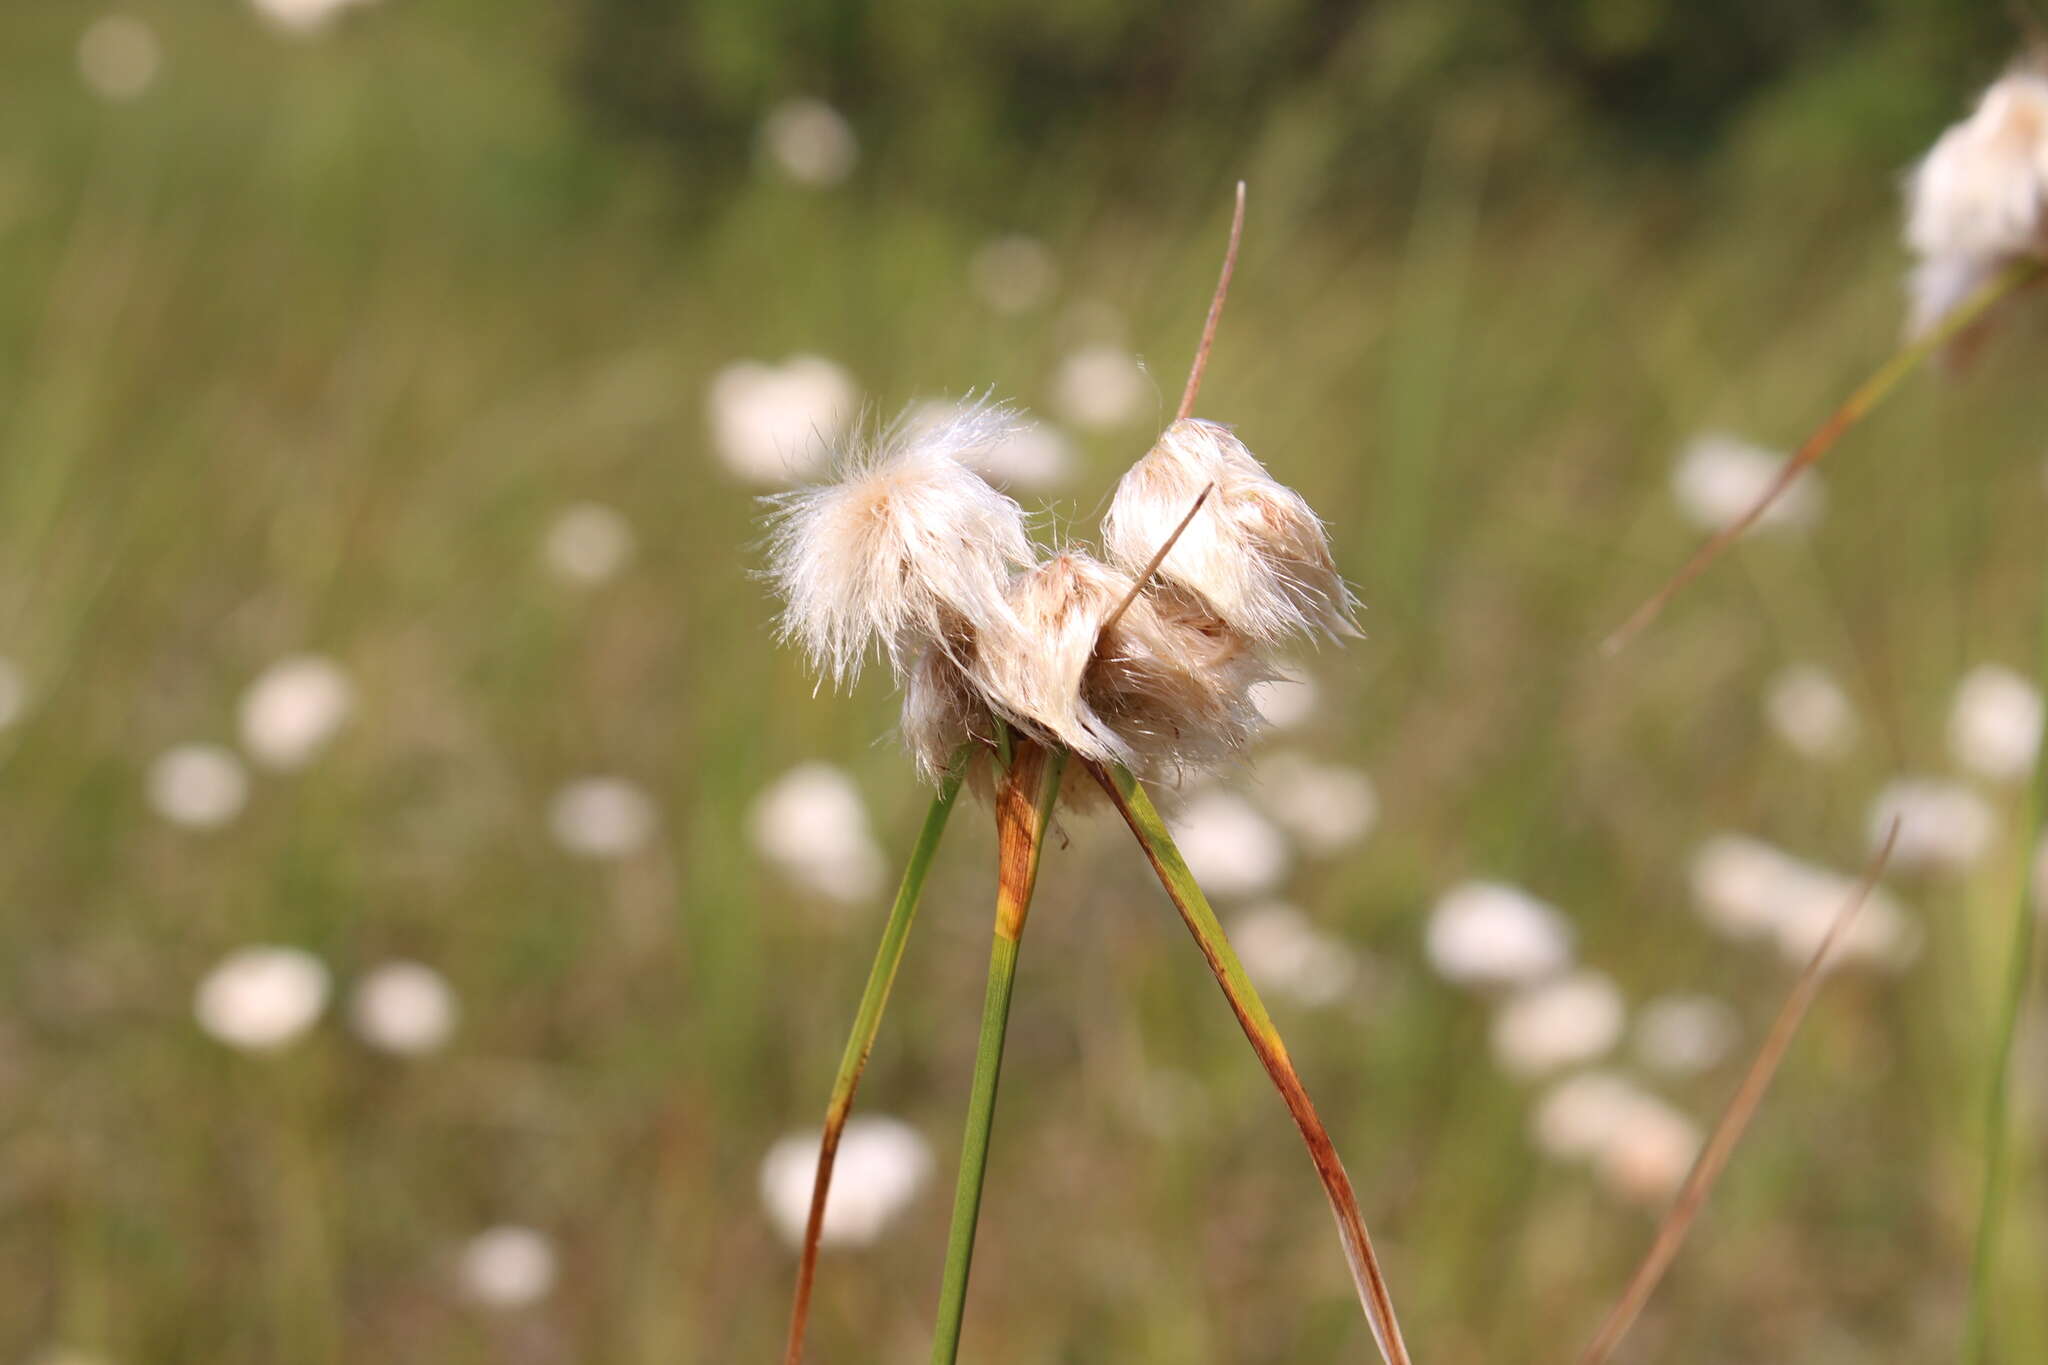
[1580,820,1901,1364]
[1177,182,1247,422]
[1094,761,1411,1365]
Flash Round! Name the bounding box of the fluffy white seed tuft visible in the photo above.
[1103,419,1357,644]
[766,402,1034,689]
[1904,71,2048,338]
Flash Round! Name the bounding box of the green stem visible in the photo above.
[1099,762,1411,1365]
[928,740,1066,1365]
[784,752,968,1365]
[1961,566,2048,1364]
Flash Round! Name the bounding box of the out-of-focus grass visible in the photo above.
[3,6,2047,1365]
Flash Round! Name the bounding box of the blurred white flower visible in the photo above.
[1764,664,1857,760]
[1425,881,1573,989]
[1949,664,2043,782]
[1167,792,1290,899]
[1531,1070,1647,1161]
[147,743,248,830]
[759,1115,933,1249]
[1670,433,1821,534]
[749,763,885,903]
[548,777,658,860]
[349,960,458,1056]
[1249,672,1318,730]
[1688,834,1809,941]
[760,98,858,187]
[1633,994,1740,1076]
[78,15,160,101]
[248,0,373,37]
[969,235,1058,314]
[708,356,858,485]
[1489,970,1625,1079]
[900,399,1073,490]
[543,502,636,585]
[1596,1095,1702,1206]
[1050,345,1149,431]
[0,655,24,730]
[458,1225,557,1308]
[1532,1070,1700,1205]
[1690,833,1920,969]
[1770,880,1923,972]
[194,946,329,1052]
[1869,777,1997,871]
[239,655,353,771]
[1228,903,1360,1008]
[1255,753,1377,856]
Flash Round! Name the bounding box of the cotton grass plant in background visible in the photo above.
[1597,57,2048,1365]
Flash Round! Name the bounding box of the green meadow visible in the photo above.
[3,4,2046,1362]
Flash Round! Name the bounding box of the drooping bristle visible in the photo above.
[763,399,1034,688]
[972,552,1137,765]
[1101,419,1358,645]
[970,552,1269,781]
[1085,584,1269,777]
[901,641,999,787]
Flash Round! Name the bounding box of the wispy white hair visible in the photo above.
[968,551,1268,779]
[765,401,1034,688]
[1101,419,1357,644]
[970,552,1138,765]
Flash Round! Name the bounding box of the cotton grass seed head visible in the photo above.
[766,402,1034,690]
[1904,70,2048,340]
[763,372,1360,794]
[1103,419,1357,644]
[1907,72,2048,266]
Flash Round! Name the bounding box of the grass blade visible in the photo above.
[1961,570,2048,1364]
[1579,820,1900,1365]
[783,753,967,1365]
[928,739,1067,1365]
[1602,257,2045,656]
[1097,761,1412,1365]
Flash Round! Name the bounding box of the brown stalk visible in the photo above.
[1177,182,1247,422]
[1579,819,1902,1365]
[1093,761,1412,1365]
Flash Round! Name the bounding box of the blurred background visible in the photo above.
[5,1,2048,1361]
